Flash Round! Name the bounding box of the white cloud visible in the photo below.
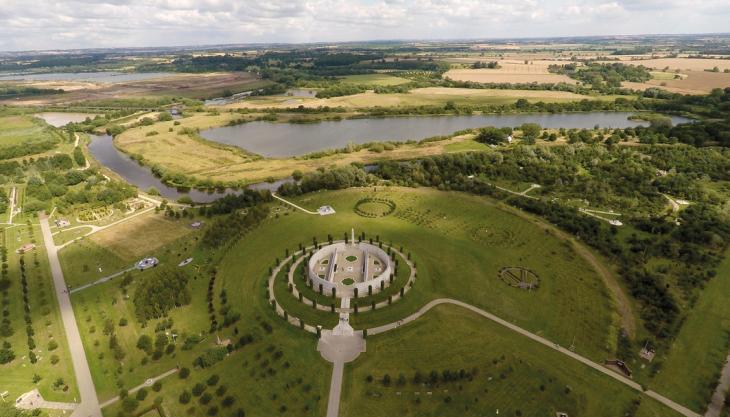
[0,0,727,51]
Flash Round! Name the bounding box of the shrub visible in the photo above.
[192,383,206,396]
[179,390,191,404]
[179,367,190,379]
[199,392,212,405]
[47,340,58,351]
[135,388,148,401]
[152,381,162,392]
[206,374,219,386]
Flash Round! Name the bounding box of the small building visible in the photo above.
[639,347,656,362]
[507,135,513,144]
[190,221,203,229]
[55,219,71,228]
[317,206,336,216]
[16,243,36,254]
[136,257,159,270]
[178,258,193,267]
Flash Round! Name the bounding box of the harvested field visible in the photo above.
[604,57,730,72]
[623,70,730,94]
[445,60,578,84]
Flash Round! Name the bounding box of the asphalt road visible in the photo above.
[39,213,102,417]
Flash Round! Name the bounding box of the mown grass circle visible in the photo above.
[354,197,396,218]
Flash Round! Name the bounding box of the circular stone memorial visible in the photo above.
[308,240,393,298]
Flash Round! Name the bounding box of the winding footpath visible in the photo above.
[39,213,102,417]
[368,299,700,417]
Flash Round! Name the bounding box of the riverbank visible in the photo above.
[111,109,689,189]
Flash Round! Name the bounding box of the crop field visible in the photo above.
[339,74,410,86]
[606,57,730,72]
[444,64,577,84]
[624,70,730,94]
[341,305,680,417]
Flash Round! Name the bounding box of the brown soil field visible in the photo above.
[0,72,268,106]
[623,70,730,94]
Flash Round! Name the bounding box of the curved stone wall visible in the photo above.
[307,241,392,298]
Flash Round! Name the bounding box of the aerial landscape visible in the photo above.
[0,1,729,417]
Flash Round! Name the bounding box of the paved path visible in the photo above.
[15,389,77,411]
[39,213,101,417]
[70,266,136,294]
[318,330,365,417]
[368,298,700,417]
[272,193,319,215]
[706,354,730,417]
[99,368,178,408]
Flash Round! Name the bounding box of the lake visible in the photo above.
[35,112,98,127]
[200,112,691,157]
[0,71,175,83]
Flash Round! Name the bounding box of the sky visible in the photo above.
[0,0,729,51]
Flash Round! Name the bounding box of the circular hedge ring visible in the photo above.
[354,198,396,218]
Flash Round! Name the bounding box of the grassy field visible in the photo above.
[339,74,410,86]
[648,248,730,413]
[62,186,693,416]
[0,115,60,148]
[239,187,619,361]
[58,211,201,288]
[89,211,194,260]
[341,305,681,417]
[0,219,79,404]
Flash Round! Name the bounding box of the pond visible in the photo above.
[0,71,175,83]
[35,112,98,127]
[87,134,292,203]
[200,112,691,158]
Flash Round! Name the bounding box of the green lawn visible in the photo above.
[276,187,618,361]
[341,305,682,417]
[68,186,631,416]
[443,139,491,153]
[0,220,79,403]
[648,248,730,413]
[339,74,410,86]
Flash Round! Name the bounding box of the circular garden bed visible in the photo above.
[498,266,540,290]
